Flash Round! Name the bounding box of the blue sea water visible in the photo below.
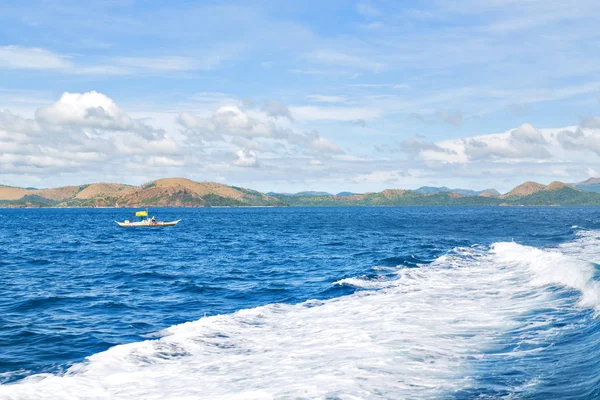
[0,206,600,399]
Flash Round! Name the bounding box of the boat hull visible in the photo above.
[115,219,181,227]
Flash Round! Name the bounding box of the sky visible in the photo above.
[1,0,600,194]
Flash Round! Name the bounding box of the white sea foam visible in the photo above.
[2,240,599,399]
[561,229,600,265]
[492,241,600,309]
[333,275,398,289]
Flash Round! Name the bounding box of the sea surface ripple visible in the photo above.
[0,206,599,399]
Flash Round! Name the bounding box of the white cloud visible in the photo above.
[0,110,40,135]
[0,46,72,70]
[114,55,223,71]
[463,124,551,161]
[510,123,548,144]
[115,56,197,71]
[349,83,409,90]
[261,101,294,121]
[409,109,464,127]
[177,105,272,141]
[0,46,230,75]
[176,104,343,156]
[8,87,600,194]
[290,106,381,121]
[36,91,164,140]
[437,109,463,127]
[234,149,259,167]
[351,119,367,127]
[113,136,179,156]
[356,2,382,18]
[580,116,600,129]
[306,50,385,72]
[353,170,412,184]
[211,106,273,138]
[307,95,347,103]
[556,128,600,156]
[399,138,457,156]
[309,134,343,154]
[288,69,349,76]
[0,91,181,180]
[143,156,185,167]
[230,137,271,152]
[72,65,132,75]
[407,122,600,170]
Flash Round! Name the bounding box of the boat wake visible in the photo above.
[2,234,600,399]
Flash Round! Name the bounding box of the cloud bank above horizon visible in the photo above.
[1,0,600,193]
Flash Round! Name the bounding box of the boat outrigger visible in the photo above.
[116,209,181,227]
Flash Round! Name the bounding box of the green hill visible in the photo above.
[0,178,285,208]
[502,187,600,206]
[4,178,600,207]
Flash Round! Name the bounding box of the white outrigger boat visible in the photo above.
[116,210,181,227]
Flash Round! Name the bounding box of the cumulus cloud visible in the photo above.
[7,88,600,194]
[0,110,39,136]
[401,120,600,188]
[388,121,600,187]
[36,91,164,140]
[510,123,548,144]
[261,101,294,121]
[580,116,600,129]
[0,92,342,187]
[234,149,259,167]
[0,91,180,179]
[176,105,343,156]
[353,170,411,185]
[400,137,456,156]
[463,123,551,160]
[177,105,271,141]
[230,137,272,152]
[556,128,600,156]
[213,106,272,137]
[309,133,343,154]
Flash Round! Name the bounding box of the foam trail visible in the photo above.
[561,229,600,265]
[333,275,398,289]
[1,241,599,399]
[492,241,600,309]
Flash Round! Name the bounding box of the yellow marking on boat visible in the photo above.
[135,211,148,217]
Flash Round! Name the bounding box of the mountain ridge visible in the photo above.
[415,186,501,197]
[0,178,284,208]
[2,178,600,207]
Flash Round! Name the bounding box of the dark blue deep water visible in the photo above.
[1,207,600,399]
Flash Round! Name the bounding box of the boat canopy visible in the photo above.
[135,211,148,217]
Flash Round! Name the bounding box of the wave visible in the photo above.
[492,241,600,310]
[2,238,600,399]
[333,275,398,289]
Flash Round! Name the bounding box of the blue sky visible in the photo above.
[1,0,600,193]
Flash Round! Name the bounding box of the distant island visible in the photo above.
[3,177,600,208]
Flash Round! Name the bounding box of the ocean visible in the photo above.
[0,206,599,399]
